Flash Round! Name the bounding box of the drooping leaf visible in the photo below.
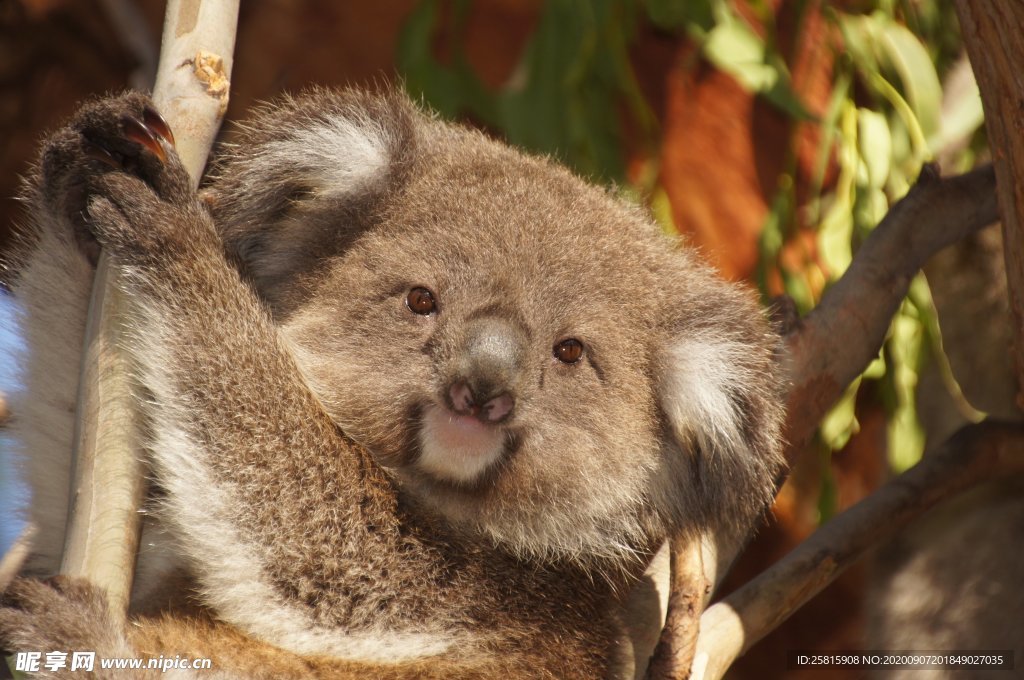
[886,300,926,472]
[857,107,891,190]
[702,19,779,92]
[820,378,862,451]
[876,16,942,140]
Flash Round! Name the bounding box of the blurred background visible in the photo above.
[0,1,1015,678]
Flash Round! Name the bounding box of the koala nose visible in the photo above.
[446,315,525,424]
[448,380,514,423]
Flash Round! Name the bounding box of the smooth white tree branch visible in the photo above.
[62,0,238,621]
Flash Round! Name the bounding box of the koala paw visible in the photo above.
[0,576,130,657]
[39,92,201,266]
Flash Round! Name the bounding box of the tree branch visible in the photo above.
[691,420,1024,680]
[783,164,998,455]
[644,534,708,680]
[61,0,238,621]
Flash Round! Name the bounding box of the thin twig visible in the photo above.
[645,534,708,679]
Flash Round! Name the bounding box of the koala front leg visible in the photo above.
[42,93,374,654]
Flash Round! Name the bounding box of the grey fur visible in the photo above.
[1,89,784,678]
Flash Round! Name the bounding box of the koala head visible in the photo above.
[203,89,785,569]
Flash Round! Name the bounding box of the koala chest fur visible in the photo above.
[2,88,784,678]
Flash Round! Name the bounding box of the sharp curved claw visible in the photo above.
[142,105,176,148]
[121,114,167,163]
[83,141,122,169]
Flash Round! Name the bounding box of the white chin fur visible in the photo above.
[417,404,505,483]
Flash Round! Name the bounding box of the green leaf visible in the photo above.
[864,352,886,379]
[395,1,445,104]
[820,378,861,451]
[817,101,857,276]
[838,14,880,76]
[493,0,633,180]
[395,0,496,122]
[650,186,678,237]
[909,276,986,422]
[856,107,891,190]
[886,301,926,472]
[855,186,889,232]
[6,654,28,680]
[876,17,942,140]
[702,20,779,92]
[818,200,853,276]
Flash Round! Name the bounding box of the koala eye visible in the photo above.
[553,338,584,364]
[406,287,437,315]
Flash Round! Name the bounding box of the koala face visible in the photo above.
[205,90,783,567]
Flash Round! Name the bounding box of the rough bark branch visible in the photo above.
[954,1,1024,412]
[61,0,238,621]
[783,163,998,455]
[691,421,1024,680]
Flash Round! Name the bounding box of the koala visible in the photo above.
[0,89,784,678]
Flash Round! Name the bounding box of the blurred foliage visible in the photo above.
[397,0,987,493]
[398,0,656,182]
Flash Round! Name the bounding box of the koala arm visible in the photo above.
[9,93,405,660]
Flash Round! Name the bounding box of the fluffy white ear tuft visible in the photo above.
[264,114,392,197]
[660,336,752,460]
[657,327,785,537]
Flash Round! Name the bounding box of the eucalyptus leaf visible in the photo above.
[876,18,942,139]
[703,20,779,92]
[650,187,678,237]
[820,379,861,451]
[838,14,879,75]
[857,108,891,190]
[819,196,854,275]
[887,303,926,472]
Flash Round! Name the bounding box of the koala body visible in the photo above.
[1,89,784,678]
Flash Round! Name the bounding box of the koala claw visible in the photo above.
[142,105,176,147]
[83,140,122,169]
[120,110,171,163]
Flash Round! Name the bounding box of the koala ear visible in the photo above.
[661,336,752,458]
[253,100,405,202]
[203,89,418,307]
[658,328,785,534]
